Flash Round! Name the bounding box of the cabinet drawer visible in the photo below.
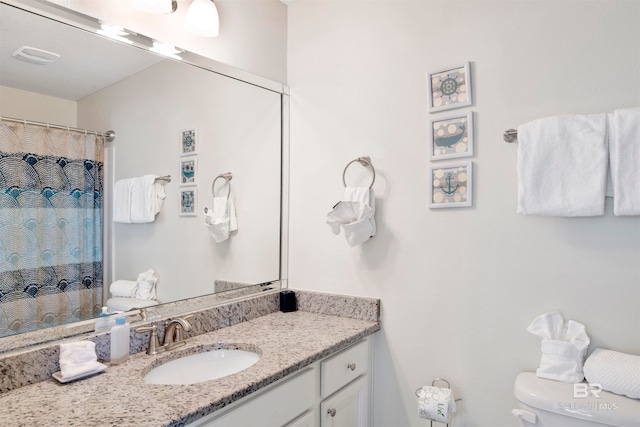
[202,368,315,427]
[321,340,369,398]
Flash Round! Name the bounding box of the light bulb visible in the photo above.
[185,0,219,38]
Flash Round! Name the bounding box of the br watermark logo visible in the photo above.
[554,383,619,411]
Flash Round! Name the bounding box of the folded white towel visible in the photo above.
[517,114,608,216]
[131,175,166,223]
[609,108,640,216]
[528,312,590,383]
[135,269,157,300]
[205,196,238,243]
[59,341,103,380]
[584,348,640,399]
[113,178,134,223]
[109,280,138,298]
[344,186,376,236]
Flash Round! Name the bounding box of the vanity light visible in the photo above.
[97,24,134,44]
[149,41,183,60]
[185,0,219,38]
[132,0,177,14]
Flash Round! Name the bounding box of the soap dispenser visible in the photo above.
[94,307,113,332]
[110,315,130,365]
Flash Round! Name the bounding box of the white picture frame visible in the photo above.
[428,161,473,208]
[180,156,198,186]
[426,62,472,113]
[180,128,198,156]
[429,111,474,160]
[179,187,197,216]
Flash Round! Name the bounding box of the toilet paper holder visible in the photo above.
[415,378,462,427]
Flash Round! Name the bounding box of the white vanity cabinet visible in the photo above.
[188,336,373,427]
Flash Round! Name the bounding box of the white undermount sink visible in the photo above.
[144,348,260,385]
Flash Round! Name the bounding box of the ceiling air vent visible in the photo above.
[11,46,60,65]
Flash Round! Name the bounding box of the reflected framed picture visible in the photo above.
[429,112,473,160]
[180,156,197,185]
[426,62,472,113]
[428,161,473,208]
[180,128,198,156]
[179,187,197,216]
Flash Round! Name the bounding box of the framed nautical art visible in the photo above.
[180,156,198,185]
[179,187,197,216]
[426,62,472,112]
[428,161,473,208]
[429,112,473,160]
[180,128,198,156]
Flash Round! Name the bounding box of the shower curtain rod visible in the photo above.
[1,116,116,143]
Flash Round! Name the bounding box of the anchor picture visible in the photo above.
[430,112,474,160]
[428,161,473,208]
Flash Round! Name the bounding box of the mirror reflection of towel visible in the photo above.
[205,196,237,242]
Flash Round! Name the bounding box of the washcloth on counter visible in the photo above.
[584,348,640,399]
[59,341,104,380]
[517,114,608,216]
[608,108,640,216]
[527,312,590,383]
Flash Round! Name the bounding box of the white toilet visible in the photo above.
[512,372,640,426]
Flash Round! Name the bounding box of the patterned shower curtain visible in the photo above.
[0,120,104,337]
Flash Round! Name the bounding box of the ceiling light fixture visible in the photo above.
[185,0,219,38]
[132,0,177,14]
[11,46,60,65]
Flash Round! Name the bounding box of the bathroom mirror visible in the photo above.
[0,1,287,346]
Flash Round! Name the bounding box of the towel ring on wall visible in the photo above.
[211,172,233,198]
[342,156,376,188]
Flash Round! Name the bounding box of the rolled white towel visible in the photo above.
[59,341,104,380]
[584,348,640,399]
[135,269,157,300]
[109,280,138,298]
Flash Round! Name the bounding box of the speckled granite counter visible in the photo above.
[0,309,380,427]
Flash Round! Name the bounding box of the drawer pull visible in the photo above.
[347,363,356,371]
[327,408,337,417]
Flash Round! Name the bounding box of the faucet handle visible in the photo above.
[134,324,163,355]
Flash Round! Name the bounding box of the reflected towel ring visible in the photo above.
[342,156,376,188]
[211,172,233,199]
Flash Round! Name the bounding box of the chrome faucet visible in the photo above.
[134,315,194,355]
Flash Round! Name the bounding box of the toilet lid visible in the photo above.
[514,372,640,427]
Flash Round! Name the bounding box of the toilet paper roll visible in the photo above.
[417,386,457,423]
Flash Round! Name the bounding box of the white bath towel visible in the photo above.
[584,348,640,399]
[326,187,376,246]
[517,114,608,216]
[205,196,238,242]
[109,280,138,298]
[113,178,134,223]
[528,312,590,383]
[608,108,640,216]
[59,341,104,380]
[131,175,166,223]
[135,269,157,300]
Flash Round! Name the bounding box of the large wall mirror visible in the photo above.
[0,1,287,348]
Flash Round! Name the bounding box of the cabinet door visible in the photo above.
[285,410,315,427]
[320,376,369,427]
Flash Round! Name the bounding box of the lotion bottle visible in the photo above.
[110,315,130,365]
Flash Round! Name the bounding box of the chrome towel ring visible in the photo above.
[212,172,233,198]
[342,156,376,188]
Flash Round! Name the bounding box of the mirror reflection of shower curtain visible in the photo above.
[0,120,104,337]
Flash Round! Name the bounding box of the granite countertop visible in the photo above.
[0,310,380,427]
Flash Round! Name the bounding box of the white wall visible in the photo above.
[78,60,282,303]
[287,1,640,426]
[47,0,288,83]
[0,85,77,126]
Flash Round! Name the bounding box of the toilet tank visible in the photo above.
[513,372,640,427]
